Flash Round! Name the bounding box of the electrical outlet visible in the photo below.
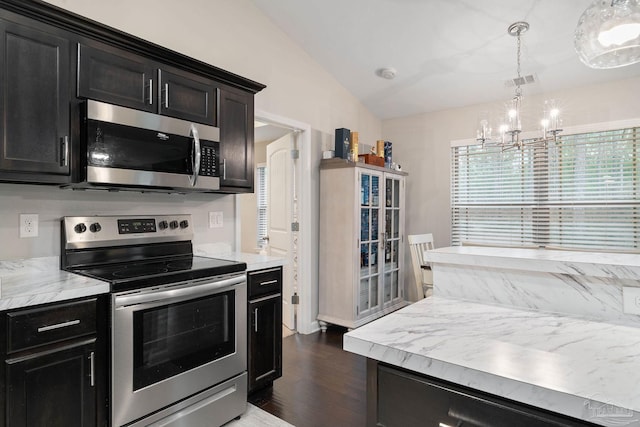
[209,211,223,228]
[19,214,38,238]
[622,286,640,315]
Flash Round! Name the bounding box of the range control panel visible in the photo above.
[62,215,193,249]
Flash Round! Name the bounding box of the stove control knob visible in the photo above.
[89,222,101,233]
[158,220,168,230]
[169,220,179,230]
[179,220,189,229]
[74,223,87,234]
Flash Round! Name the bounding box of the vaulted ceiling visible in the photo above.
[251,0,640,120]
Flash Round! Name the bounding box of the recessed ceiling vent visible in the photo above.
[505,73,537,87]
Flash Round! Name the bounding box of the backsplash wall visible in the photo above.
[0,184,236,260]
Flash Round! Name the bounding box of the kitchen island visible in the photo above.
[344,246,640,426]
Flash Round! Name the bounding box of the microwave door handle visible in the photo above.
[190,124,201,186]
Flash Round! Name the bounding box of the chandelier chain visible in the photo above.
[516,30,522,98]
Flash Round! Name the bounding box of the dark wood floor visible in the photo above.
[249,326,367,427]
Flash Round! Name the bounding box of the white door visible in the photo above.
[267,133,295,330]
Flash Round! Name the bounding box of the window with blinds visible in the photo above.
[451,127,640,251]
[256,164,268,248]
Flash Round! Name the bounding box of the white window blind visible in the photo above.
[256,164,268,248]
[451,127,640,251]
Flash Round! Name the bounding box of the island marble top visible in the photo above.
[344,297,640,426]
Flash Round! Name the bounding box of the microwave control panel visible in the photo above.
[200,141,219,178]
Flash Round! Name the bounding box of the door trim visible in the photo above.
[236,110,317,334]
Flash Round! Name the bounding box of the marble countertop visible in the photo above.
[194,247,286,272]
[425,246,640,280]
[344,297,640,426]
[0,257,109,311]
[0,250,284,311]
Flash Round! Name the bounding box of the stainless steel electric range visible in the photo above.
[61,214,247,427]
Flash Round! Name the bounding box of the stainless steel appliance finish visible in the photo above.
[86,100,220,142]
[112,274,247,427]
[60,215,248,427]
[74,100,221,193]
[62,214,193,250]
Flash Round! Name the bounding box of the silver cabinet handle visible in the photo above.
[222,158,227,180]
[189,124,201,186]
[60,136,69,167]
[254,308,259,332]
[37,319,80,333]
[164,83,169,108]
[148,79,153,105]
[259,279,278,287]
[89,351,95,387]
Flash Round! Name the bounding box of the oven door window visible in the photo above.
[132,290,235,390]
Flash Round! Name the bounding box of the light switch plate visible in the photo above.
[622,286,640,315]
[209,211,223,228]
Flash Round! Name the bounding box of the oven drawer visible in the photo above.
[7,298,97,353]
[248,267,282,298]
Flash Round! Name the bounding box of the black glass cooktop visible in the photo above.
[70,256,246,291]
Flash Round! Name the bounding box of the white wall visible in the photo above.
[384,75,640,300]
[0,184,235,260]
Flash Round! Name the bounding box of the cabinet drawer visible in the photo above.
[248,267,282,299]
[7,299,97,353]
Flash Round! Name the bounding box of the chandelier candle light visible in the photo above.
[476,21,562,150]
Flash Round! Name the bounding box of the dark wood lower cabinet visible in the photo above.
[369,360,598,427]
[247,267,283,394]
[6,340,96,427]
[1,296,106,426]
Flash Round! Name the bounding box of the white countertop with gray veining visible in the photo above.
[344,297,640,426]
[0,256,109,310]
[425,245,640,280]
[194,245,286,271]
[0,249,284,311]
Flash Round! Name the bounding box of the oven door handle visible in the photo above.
[115,274,245,308]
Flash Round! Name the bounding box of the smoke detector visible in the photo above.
[376,67,397,80]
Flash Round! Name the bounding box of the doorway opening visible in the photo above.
[237,111,315,335]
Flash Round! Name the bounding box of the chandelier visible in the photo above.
[476,21,562,150]
[575,0,640,69]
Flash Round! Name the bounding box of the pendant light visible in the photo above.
[476,22,562,150]
[575,0,640,69]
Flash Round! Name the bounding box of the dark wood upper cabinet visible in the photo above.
[0,18,71,182]
[0,0,265,191]
[78,43,155,113]
[78,44,217,125]
[159,69,216,125]
[219,88,254,191]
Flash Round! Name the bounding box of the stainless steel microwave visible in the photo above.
[76,100,220,193]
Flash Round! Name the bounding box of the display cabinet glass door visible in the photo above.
[383,176,403,305]
[358,171,382,317]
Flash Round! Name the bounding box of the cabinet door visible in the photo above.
[6,340,96,427]
[0,19,70,179]
[78,43,155,113]
[358,171,383,318]
[159,69,216,125]
[248,293,282,393]
[219,88,254,191]
[382,175,404,305]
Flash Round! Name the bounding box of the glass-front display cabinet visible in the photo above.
[318,158,407,331]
